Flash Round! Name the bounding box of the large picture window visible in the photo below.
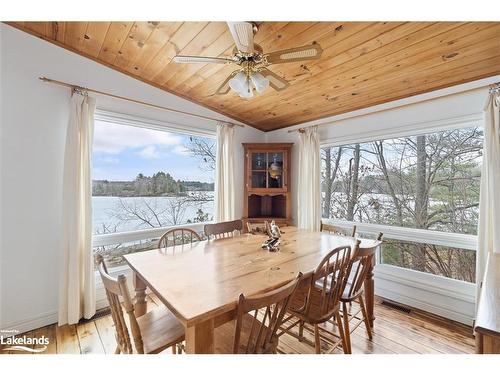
[321,126,483,282]
[92,118,215,268]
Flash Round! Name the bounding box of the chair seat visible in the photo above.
[289,284,340,324]
[314,276,364,302]
[214,313,278,354]
[136,306,185,354]
[340,282,364,302]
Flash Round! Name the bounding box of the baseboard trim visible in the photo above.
[1,310,58,336]
[1,297,110,336]
[2,267,133,335]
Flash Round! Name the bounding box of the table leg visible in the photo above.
[185,319,215,354]
[364,254,375,328]
[133,272,147,317]
[475,332,483,354]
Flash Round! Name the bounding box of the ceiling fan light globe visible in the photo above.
[239,81,254,99]
[229,72,247,93]
[251,72,269,94]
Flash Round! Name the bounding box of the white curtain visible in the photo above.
[215,122,235,222]
[297,126,321,231]
[58,93,96,325]
[476,89,500,301]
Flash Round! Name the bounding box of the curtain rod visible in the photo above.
[38,76,244,128]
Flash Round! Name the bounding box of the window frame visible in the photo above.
[319,113,483,325]
[320,112,482,149]
[92,109,216,309]
[94,109,217,139]
[92,109,216,238]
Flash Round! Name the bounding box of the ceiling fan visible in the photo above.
[172,22,323,98]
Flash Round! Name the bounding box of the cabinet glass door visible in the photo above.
[250,151,285,189]
[267,152,284,189]
[251,153,266,170]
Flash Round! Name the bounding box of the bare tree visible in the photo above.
[321,147,342,218]
[186,136,216,171]
[373,140,404,225]
[111,193,214,229]
[346,144,360,221]
[320,127,483,282]
[413,135,428,271]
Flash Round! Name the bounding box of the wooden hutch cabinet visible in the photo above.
[242,143,293,227]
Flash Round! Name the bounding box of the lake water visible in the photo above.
[92,194,214,234]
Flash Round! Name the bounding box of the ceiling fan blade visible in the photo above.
[259,68,289,91]
[263,44,323,65]
[227,22,255,53]
[215,71,239,95]
[172,55,234,64]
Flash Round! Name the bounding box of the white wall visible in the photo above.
[0,24,264,332]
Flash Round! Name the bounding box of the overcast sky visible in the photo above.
[92,121,214,182]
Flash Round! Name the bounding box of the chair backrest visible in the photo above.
[233,273,303,354]
[204,219,243,239]
[158,227,202,248]
[246,221,269,235]
[343,233,383,300]
[96,254,144,354]
[321,223,357,237]
[297,245,352,322]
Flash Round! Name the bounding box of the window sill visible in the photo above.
[92,221,212,247]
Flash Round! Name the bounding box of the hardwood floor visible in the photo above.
[1,296,475,354]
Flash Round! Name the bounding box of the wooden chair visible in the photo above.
[340,233,383,354]
[246,221,270,235]
[213,273,303,353]
[204,219,243,239]
[96,254,184,354]
[280,245,352,354]
[321,223,357,237]
[158,227,202,248]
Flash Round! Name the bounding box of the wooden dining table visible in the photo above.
[123,226,381,353]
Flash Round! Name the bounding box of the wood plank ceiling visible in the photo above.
[7,21,500,131]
